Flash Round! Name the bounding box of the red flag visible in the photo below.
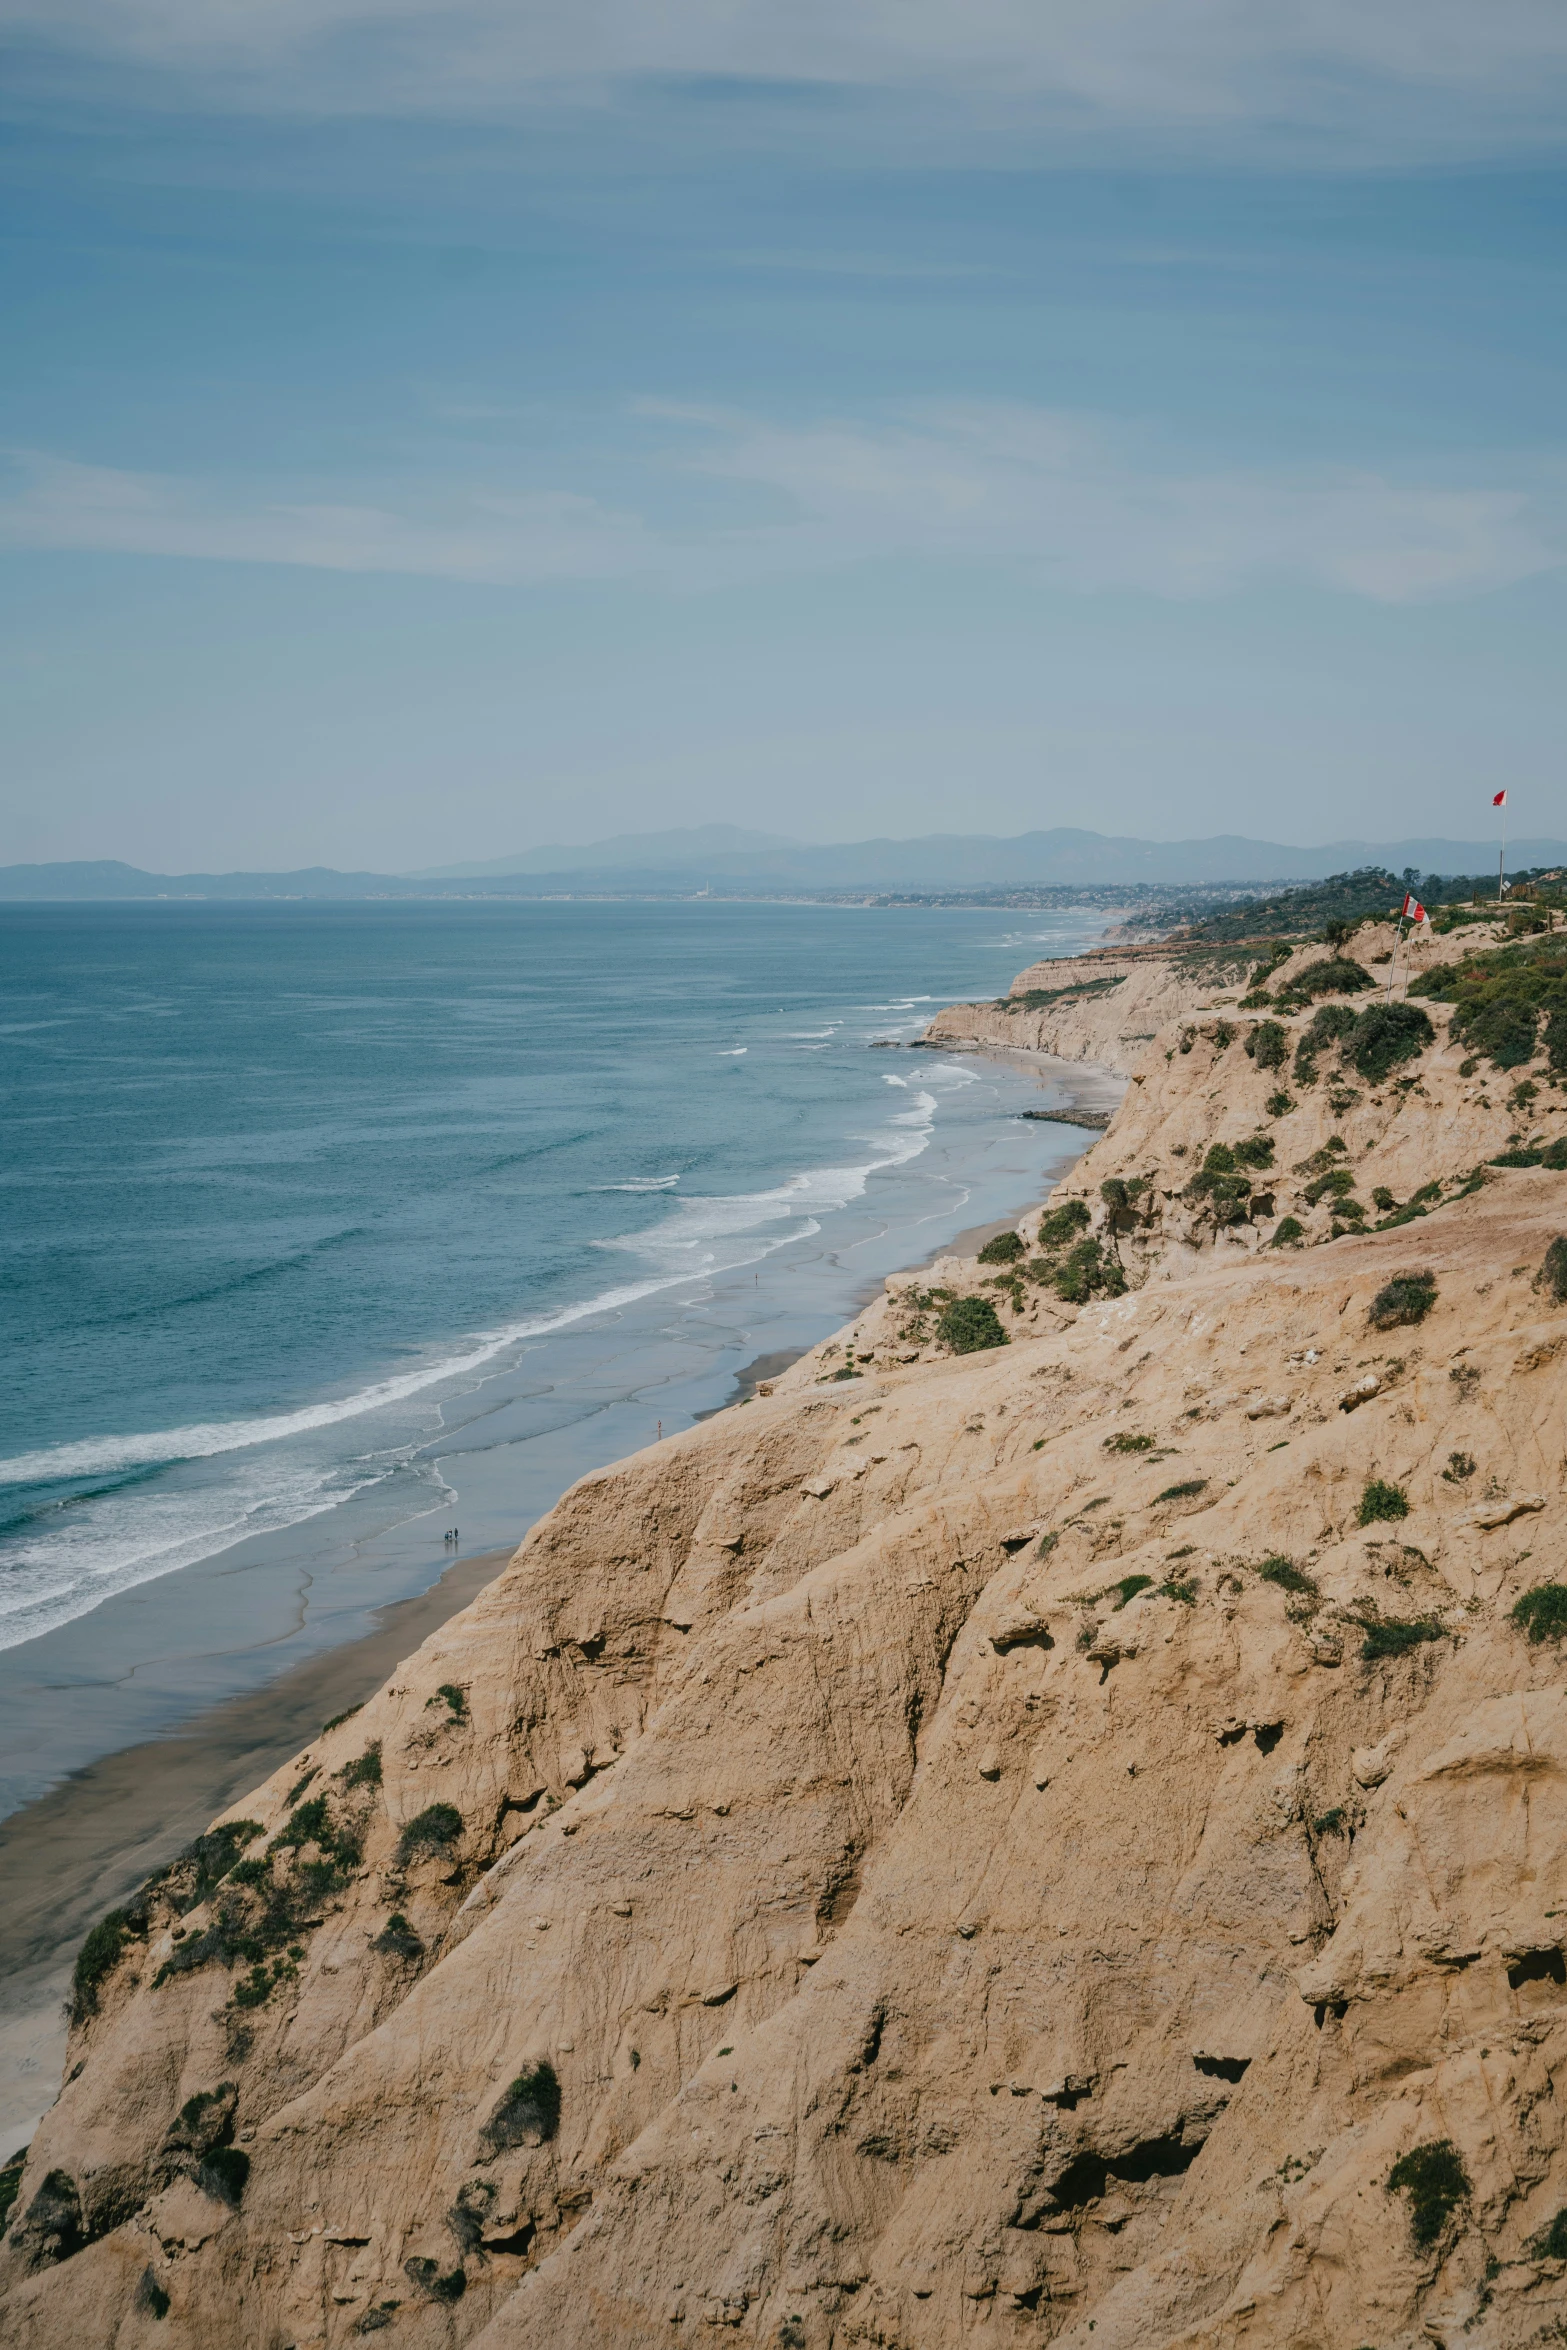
[1493,789,1508,807]
[1401,893,1427,924]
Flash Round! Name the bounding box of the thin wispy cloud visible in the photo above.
[0,453,662,583]
[673,403,1567,601]
[5,0,1567,162]
[5,408,1562,604]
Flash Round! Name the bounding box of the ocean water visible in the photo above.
[0,899,1104,1802]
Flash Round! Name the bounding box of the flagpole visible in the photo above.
[1500,797,1507,902]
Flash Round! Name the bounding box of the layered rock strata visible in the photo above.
[7,921,1567,2349]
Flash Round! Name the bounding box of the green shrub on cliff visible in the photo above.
[143,1820,263,1918]
[1360,1615,1443,1660]
[1052,1239,1127,1303]
[1531,2209,1567,2261]
[937,1294,1008,1352]
[374,1912,425,1961]
[1305,1002,1359,1050]
[1259,1556,1317,1595]
[0,2147,26,2235]
[149,1785,371,1996]
[270,1794,363,1872]
[1511,1585,1567,1644]
[396,1803,464,1865]
[11,2169,84,2264]
[1413,937,1567,1071]
[339,1742,383,1789]
[482,2060,562,2150]
[197,2147,250,2206]
[1492,1140,1567,1170]
[71,1910,137,2022]
[1278,957,1374,1005]
[977,1230,1024,1265]
[1386,2140,1469,2247]
[1244,1020,1288,1070]
[1186,1143,1254,1225]
[404,2257,467,2304]
[1002,975,1125,1014]
[1358,1479,1410,1526]
[1112,1575,1154,1609]
[1369,1270,1437,1330]
[1038,1198,1091,1247]
[1539,1237,1567,1302]
[1347,1000,1435,1083]
[270,1795,331,1851]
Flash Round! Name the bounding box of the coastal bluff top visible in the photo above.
[919,914,1485,1079]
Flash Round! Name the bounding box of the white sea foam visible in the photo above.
[717,1048,747,1056]
[0,1272,693,1491]
[1,1091,947,1504]
[603,1091,938,1280]
[0,1450,439,1652]
[0,1255,751,1651]
[0,1051,975,1654]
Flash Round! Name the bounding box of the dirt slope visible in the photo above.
[7,920,1567,2350]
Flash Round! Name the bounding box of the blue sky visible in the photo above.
[2,5,1565,870]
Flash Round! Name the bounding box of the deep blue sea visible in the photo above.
[0,899,1103,1797]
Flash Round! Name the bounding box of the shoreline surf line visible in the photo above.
[0,1092,952,1496]
[691,1054,1123,1421]
[0,1076,966,1654]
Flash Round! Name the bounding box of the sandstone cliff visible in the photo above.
[920,944,1254,1077]
[8,917,1567,2350]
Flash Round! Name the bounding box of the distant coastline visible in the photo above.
[4,822,1563,901]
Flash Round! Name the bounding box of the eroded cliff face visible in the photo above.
[920,946,1252,1076]
[8,924,1567,2350]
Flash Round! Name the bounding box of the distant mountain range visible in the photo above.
[2,828,1559,900]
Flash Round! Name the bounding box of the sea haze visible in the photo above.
[0,898,1103,1805]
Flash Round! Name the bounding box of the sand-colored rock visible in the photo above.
[8,916,1567,2348]
[921,944,1252,1075]
[921,912,1485,1081]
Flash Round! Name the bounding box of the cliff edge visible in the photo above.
[7,914,1567,2350]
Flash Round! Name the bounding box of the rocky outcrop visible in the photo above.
[7,918,1567,2349]
[921,946,1253,1076]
